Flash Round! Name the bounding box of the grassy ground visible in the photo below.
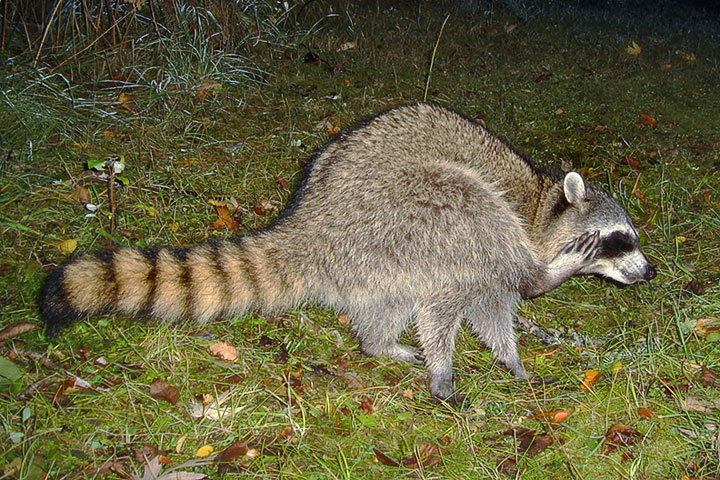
[1,1,719,478]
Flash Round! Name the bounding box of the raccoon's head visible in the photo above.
[552,172,656,285]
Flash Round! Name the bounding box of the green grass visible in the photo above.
[1,1,720,479]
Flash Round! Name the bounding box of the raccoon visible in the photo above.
[41,103,656,402]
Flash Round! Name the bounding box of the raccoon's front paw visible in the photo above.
[560,230,600,269]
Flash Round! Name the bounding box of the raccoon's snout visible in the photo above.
[643,263,657,281]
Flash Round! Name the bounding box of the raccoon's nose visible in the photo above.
[643,263,657,281]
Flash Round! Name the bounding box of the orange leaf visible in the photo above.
[532,408,572,424]
[359,397,373,413]
[211,205,241,232]
[581,369,600,391]
[117,92,135,111]
[637,407,655,419]
[637,113,658,128]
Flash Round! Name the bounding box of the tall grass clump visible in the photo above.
[0,1,317,151]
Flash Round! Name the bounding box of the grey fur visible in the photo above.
[42,103,656,402]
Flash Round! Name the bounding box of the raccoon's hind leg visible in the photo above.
[466,295,527,380]
[353,301,422,365]
[414,295,466,401]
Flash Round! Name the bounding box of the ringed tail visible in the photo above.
[41,235,300,336]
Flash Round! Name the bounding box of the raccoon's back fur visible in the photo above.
[42,103,655,401]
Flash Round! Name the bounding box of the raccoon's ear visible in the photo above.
[563,172,586,205]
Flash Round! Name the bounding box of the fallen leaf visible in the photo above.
[134,444,161,463]
[401,443,443,469]
[685,279,705,296]
[581,369,600,390]
[327,126,340,135]
[594,124,608,132]
[215,439,248,464]
[603,423,641,453]
[497,455,518,475]
[619,156,640,169]
[373,448,399,467]
[699,366,720,388]
[149,379,180,405]
[625,41,642,56]
[637,113,658,128]
[57,238,77,255]
[209,341,238,362]
[694,318,720,334]
[0,322,37,341]
[116,92,135,111]
[683,396,711,413]
[677,51,696,62]
[337,41,356,51]
[70,184,91,204]
[637,408,655,419]
[660,63,672,69]
[532,409,571,424]
[274,176,289,189]
[337,314,350,326]
[196,445,214,458]
[359,397,373,413]
[196,80,222,99]
[211,205,241,232]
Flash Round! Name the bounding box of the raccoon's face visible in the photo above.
[554,172,656,285]
[579,225,657,285]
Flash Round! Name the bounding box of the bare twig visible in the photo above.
[33,0,64,68]
[108,161,116,238]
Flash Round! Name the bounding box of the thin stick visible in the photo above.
[33,0,64,68]
[1,0,7,50]
[423,14,450,102]
[108,162,116,238]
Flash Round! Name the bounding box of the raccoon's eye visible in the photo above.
[597,231,635,258]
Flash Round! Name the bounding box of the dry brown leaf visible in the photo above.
[401,443,443,469]
[603,423,641,453]
[134,444,161,463]
[149,379,180,405]
[209,341,239,362]
[694,318,720,334]
[637,407,655,419]
[70,184,91,204]
[359,396,373,413]
[699,366,720,388]
[0,321,37,341]
[211,205,241,232]
[685,279,705,296]
[215,439,248,464]
[116,92,135,111]
[196,80,222,99]
[373,448,399,467]
[637,113,658,127]
[619,156,640,170]
[274,176,289,189]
